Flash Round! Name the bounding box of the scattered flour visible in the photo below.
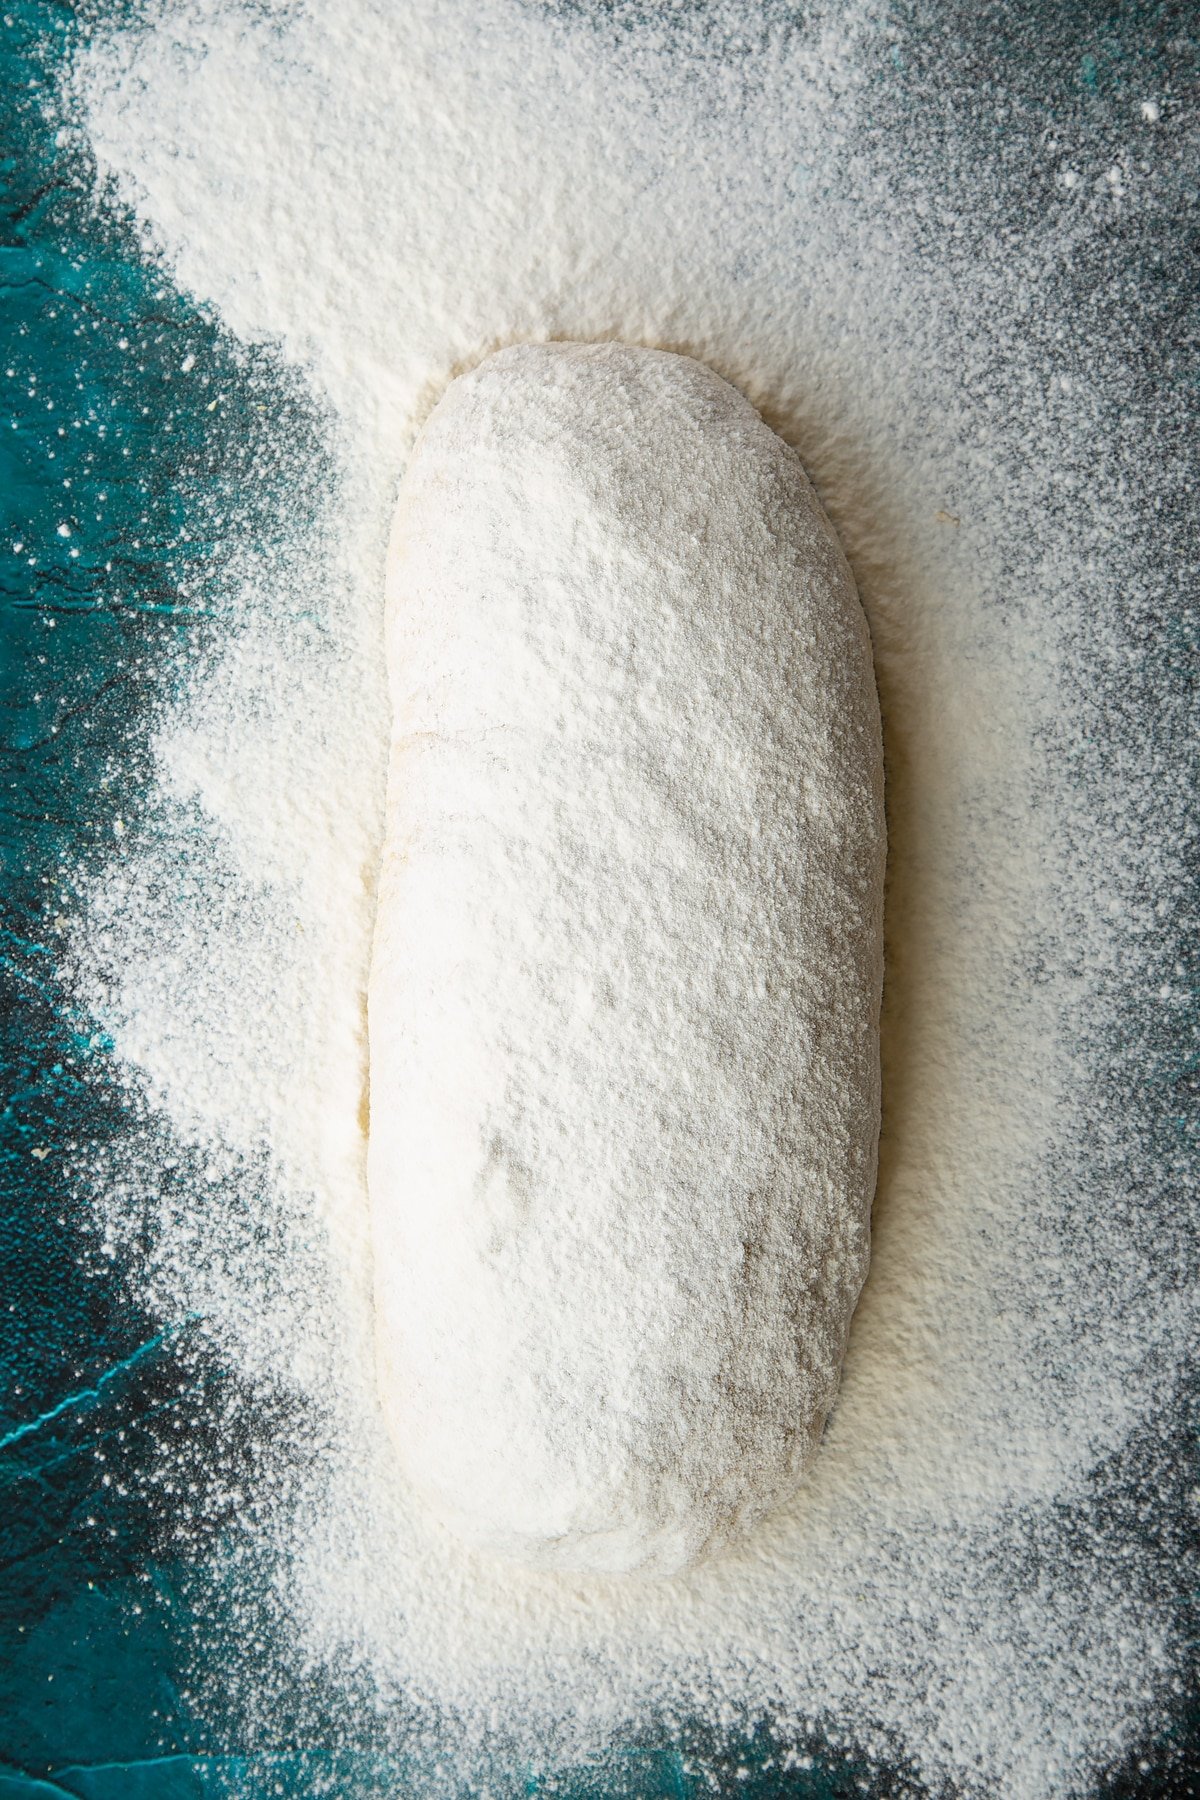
[64,1,1194,1795]
[369,343,885,1575]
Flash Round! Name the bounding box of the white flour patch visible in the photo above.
[66,2,1194,1795]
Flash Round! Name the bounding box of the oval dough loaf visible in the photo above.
[369,342,885,1575]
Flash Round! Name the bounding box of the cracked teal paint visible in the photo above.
[0,1323,193,1453]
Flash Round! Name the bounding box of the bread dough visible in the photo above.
[368,343,884,1575]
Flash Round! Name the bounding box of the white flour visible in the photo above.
[65,1,1193,1795]
[369,343,885,1576]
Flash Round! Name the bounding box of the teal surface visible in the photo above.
[0,0,319,1789]
[1,2,1195,1796]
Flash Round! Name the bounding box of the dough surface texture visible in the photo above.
[369,342,885,1575]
